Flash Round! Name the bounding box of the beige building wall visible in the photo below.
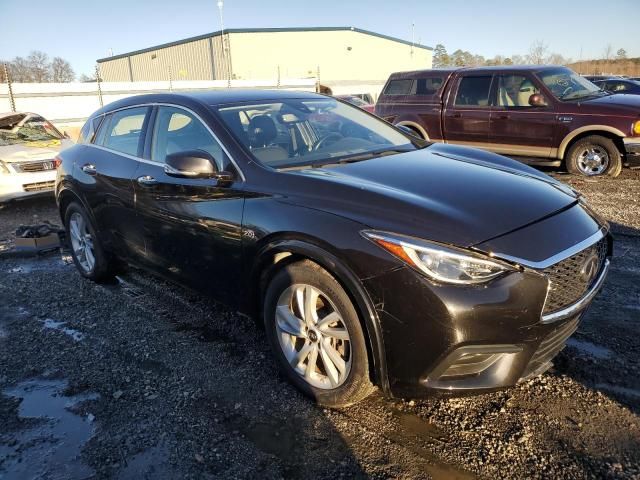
[228,30,432,81]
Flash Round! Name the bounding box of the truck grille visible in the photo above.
[541,237,608,315]
[15,160,56,173]
[23,180,55,192]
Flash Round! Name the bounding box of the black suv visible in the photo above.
[56,90,611,406]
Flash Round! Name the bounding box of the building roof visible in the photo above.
[97,27,433,63]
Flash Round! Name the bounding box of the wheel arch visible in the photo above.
[559,125,626,159]
[394,120,430,140]
[250,234,390,394]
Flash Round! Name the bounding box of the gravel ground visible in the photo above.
[0,170,639,480]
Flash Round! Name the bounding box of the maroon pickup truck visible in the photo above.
[376,66,640,177]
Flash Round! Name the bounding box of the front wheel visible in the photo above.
[263,260,374,407]
[566,135,622,177]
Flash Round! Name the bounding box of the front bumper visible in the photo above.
[362,222,611,399]
[0,170,56,202]
[623,138,640,168]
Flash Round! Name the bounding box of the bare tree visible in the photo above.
[546,53,570,65]
[51,57,75,82]
[511,54,525,65]
[9,56,33,82]
[527,40,549,65]
[26,51,50,82]
[79,72,97,82]
[602,44,614,60]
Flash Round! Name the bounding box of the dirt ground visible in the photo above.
[0,169,639,479]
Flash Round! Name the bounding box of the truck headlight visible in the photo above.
[363,231,515,284]
[633,120,640,136]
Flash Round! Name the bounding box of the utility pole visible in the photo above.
[217,1,231,87]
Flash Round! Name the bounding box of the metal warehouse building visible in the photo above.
[96,27,432,84]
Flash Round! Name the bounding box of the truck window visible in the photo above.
[415,77,444,95]
[496,75,541,107]
[454,76,493,107]
[384,79,413,95]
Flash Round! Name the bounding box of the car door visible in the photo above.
[488,73,555,158]
[443,74,494,148]
[78,107,149,259]
[133,105,245,303]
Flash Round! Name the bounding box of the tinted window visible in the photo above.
[78,116,103,144]
[103,107,147,156]
[384,79,413,95]
[606,81,628,92]
[94,114,111,146]
[455,76,493,107]
[415,77,443,95]
[496,75,541,107]
[152,106,226,167]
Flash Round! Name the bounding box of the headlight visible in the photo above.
[633,120,640,136]
[363,231,515,284]
[0,160,10,174]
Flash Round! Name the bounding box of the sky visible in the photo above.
[0,0,638,77]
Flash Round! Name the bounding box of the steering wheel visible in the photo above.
[313,132,343,151]
[561,86,574,97]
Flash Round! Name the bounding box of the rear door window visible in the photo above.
[454,76,493,107]
[384,79,414,95]
[102,107,148,156]
[415,77,444,95]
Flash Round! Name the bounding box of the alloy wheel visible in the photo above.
[275,284,352,389]
[577,146,609,176]
[69,212,95,273]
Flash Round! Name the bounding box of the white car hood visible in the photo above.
[0,139,73,163]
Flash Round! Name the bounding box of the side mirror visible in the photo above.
[164,150,233,184]
[397,125,421,138]
[528,93,547,107]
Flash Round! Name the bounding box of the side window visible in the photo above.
[496,75,541,108]
[151,106,227,168]
[94,114,111,146]
[102,107,148,156]
[454,76,493,107]
[610,82,627,92]
[414,77,444,95]
[384,79,414,95]
[78,116,103,144]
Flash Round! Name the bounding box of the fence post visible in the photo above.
[95,65,104,107]
[3,63,16,112]
[316,65,321,93]
[277,65,281,89]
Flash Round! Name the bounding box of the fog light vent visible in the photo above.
[440,352,504,379]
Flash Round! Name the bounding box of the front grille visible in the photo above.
[23,180,55,192]
[14,160,55,173]
[541,237,608,314]
[525,316,579,377]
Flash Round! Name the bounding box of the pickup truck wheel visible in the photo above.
[64,202,114,282]
[263,260,374,407]
[566,135,622,177]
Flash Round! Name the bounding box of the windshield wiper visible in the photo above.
[310,147,415,168]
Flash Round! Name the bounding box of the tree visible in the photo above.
[546,53,569,65]
[9,56,33,82]
[511,54,525,65]
[79,72,97,82]
[616,48,627,60]
[51,57,75,82]
[26,50,50,82]
[527,40,548,65]
[602,44,613,60]
[433,44,450,68]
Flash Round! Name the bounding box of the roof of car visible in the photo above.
[91,89,326,116]
[389,65,570,79]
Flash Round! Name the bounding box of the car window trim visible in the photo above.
[99,106,150,158]
[453,74,495,109]
[86,102,246,182]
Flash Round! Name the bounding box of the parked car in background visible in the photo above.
[335,94,376,113]
[592,78,640,95]
[376,66,640,177]
[56,90,610,407]
[582,75,620,82]
[0,112,73,202]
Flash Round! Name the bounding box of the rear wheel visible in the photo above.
[64,202,114,282]
[263,260,374,407]
[566,135,622,177]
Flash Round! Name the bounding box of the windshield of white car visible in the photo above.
[537,68,608,101]
[0,115,63,146]
[215,98,417,169]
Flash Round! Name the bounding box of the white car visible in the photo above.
[0,112,74,202]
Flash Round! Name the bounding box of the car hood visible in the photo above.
[577,93,640,114]
[0,139,72,163]
[284,144,577,247]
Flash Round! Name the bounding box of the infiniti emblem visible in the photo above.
[580,254,600,284]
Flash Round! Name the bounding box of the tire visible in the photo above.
[64,202,114,282]
[566,135,622,177]
[263,260,374,407]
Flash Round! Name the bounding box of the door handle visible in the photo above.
[81,164,96,175]
[137,175,157,186]
[497,114,510,120]
[452,113,462,118]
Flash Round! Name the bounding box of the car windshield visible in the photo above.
[537,68,606,101]
[0,114,63,146]
[215,97,417,169]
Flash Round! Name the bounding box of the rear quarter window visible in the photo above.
[384,79,414,95]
